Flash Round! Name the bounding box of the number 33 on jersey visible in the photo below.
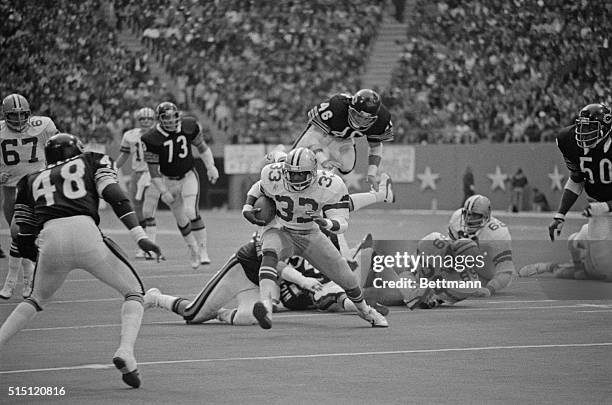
[253,163,350,231]
[16,152,117,226]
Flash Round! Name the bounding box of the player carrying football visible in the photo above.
[142,101,219,269]
[447,194,516,296]
[242,147,388,328]
[115,107,160,259]
[0,93,58,299]
[0,133,162,388]
[522,103,612,281]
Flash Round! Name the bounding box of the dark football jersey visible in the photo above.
[141,116,202,177]
[15,152,117,228]
[307,94,394,142]
[556,125,612,201]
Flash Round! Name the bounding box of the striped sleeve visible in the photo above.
[14,176,40,233]
[92,154,119,195]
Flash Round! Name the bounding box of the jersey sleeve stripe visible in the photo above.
[120,146,131,153]
[322,202,350,213]
[144,151,159,163]
[492,250,513,265]
[310,116,330,133]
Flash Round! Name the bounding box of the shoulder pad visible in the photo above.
[181,116,200,135]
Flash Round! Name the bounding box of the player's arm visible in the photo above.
[316,180,351,234]
[278,262,322,292]
[366,141,383,188]
[242,180,267,226]
[549,168,584,240]
[485,240,515,296]
[193,131,219,184]
[115,135,132,170]
[143,144,174,206]
[14,176,40,261]
[94,154,163,259]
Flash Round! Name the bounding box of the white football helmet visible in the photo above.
[2,93,30,132]
[283,147,317,192]
[136,107,155,128]
[461,194,491,236]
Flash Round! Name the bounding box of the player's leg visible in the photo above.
[141,181,161,247]
[0,187,20,299]
[300,232,388,327]
[166,177,200,268]
[89,235,144,388]
[131,171,148,258]
[181,170,210,264]
[253,228,294,329]
[583,217,612,281]
[0,223,72,350]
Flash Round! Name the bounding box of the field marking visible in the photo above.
[575,310,612,313]
[2,342,611,375]
[6,303,594,332]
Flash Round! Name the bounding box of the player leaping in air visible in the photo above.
[242,147,388,329]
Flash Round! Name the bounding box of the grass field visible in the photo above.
[0,209,611,405]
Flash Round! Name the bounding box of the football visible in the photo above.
[253,196,276,225]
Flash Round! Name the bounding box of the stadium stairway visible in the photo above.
[360,7,411,90]
[116,29,225,155]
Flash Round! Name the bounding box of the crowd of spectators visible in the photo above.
[119,0,384,145]
[0,0,160,146]
[386,0,612,144]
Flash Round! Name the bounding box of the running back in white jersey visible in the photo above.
[257,163,350,231]
[448,209,514,282]
[0,116,58,186]
[119,128,148,172]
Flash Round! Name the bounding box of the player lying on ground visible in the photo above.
[359,232,490,309]
[519,223,612,281]
[447,194,516,296]
[0,133,163,388]
[242,147,388,328]
[144,232,386,324]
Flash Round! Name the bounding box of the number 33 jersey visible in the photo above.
[256,163,350,231]
[0,116,58,186]
[15,152,117,227]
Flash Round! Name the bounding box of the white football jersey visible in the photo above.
[257,163,350,231]
[448,209,514,281]
[0,116,58,186]
[119,128,148,172]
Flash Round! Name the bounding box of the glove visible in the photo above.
[243,207,267,226]
[582,202,611,217]
[207,166,219,184]
[300,277,323,293]
[367,174,380,190]
[161,191,175,206]
[16,233,38,262]
[306,210,331,229]
[0,172,9,185]
[472,287,492,298]
[548,213,565,241]
[137,238,164,262]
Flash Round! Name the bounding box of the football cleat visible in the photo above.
[143,288,162,310]
[0,282,15,300]
[135,249,147,259]
[200,248,211,265]
[358,305,389,327]
[112,349,141,388]
[518,262,556,277]
[187,245,200,269]
[252,301,272,329]
[377,173,395,203]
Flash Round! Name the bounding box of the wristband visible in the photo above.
[553,212,565,221]
[130,226,148,242]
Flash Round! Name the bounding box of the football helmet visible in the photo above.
[2,93,30,132]
[155,101,180,132]
[136,107,155,128]
[348,89,381,131]
[44,133,84,164]
[283,147,317,192]
[575,103,612,149]
[461,194,491,236]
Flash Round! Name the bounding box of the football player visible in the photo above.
[293,89,395,257]
[361,232,489,309]
[519,223,612,281]
[547,103,612,274]
[0,93,58,299]
[0,133,162,388]
[142,102,219,269]
[115,107,160,259]
[242,147,388,328]
[447,194,516,296]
